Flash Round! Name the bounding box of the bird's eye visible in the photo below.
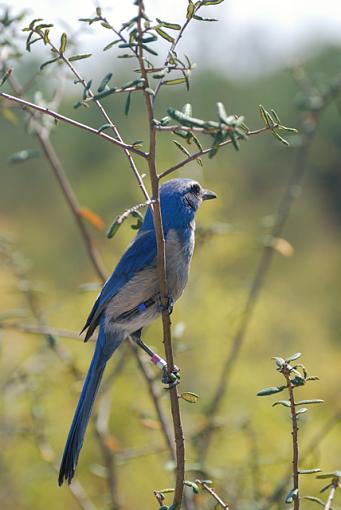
[190,183,201,195]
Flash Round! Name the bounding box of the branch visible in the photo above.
[196,480,230,509]
[159,125,279,179]
[283,366,300,510]
[136,3,185,507]
[0,91,147,158]
[45,37,150,201]
[193,73,341,462]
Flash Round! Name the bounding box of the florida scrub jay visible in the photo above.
[58,178,216,485]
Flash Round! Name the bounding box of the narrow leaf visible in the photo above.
[303,496,325,506]
[156,19,181,30]
[68,54,92,62]
[193,15,218,21]
[295,399,324,405]
[103,40,120,51]
[257,386,286,396]
[155,27,175,43]
[59,32,67,54]
[40,57,60,70]
[180,392,199,403]
[163,77,187,86]
[187,1,195,20]
[173,140,191,157]
[298,469,321,474]
[272,400,291,408]
[98,72,113,92]
[124,92,132,116]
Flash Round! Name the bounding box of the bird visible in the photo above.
[58,177,217,486]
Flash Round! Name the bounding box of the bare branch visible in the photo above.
[0,91,147,158]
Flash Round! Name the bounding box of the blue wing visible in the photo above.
[82,228,157,340]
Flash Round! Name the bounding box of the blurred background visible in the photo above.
[0,1,340,509]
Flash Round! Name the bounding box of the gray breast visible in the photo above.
[165,226,195,302]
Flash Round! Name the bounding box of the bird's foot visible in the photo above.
[156,294,174,315]
[162,365,180,389]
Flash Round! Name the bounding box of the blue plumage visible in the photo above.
[58,178,216,486]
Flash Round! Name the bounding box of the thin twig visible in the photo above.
[159,125,279,178]
[45,37,150,201]
[0,91,147,157]
[283,366,300,510]
[324,477,339,510]
[194,74,341,463]
[196,480,230,509]
[263,409,341,508]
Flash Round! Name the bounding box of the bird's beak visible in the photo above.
[202,189,217,201]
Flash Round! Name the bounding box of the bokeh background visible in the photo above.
[0,1,340,509]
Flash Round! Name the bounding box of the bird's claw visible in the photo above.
[162,365,180,388]
[157,295,174,315]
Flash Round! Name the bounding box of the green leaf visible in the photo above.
[101,21,113,29]
[295,400,324,405]
[173,140,191,157]
[106,219,121,239]
[68,53,92,62]
[92,88,117,101]
[285,352,302,362]
[59,32,67,54]
[155,27,175,43]
[97,123,113,134]
[98,73,113,92]
[124,92,132,116]
[163,78,187,86]
[40,57,60,70]
[8,149,40,164]
[272,400,291,408]
[285,488,299,504]
[184,481,199,494]
[296,408,308,415]
[103,40,120,51]
[316,471,341,479]
[298,468,321,474]
[303,496,325,507]
[256,386,286,396]
[141,44,158,56]
[193,15,218,21]
[187,1,195,20]
[203,0,225,4]
[180,392,199,403]
[96,6,102,16]
[273,356,285,367]
[156,19,181,30]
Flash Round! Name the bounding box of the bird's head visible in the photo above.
[143,178,217,232]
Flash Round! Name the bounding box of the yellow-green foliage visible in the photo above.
[1,52,341,510]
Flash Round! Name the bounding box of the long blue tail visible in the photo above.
[58,322,122,485]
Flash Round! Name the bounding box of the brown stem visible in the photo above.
[283,367,299,510]
[196,480,230,509]
[137,3,185,507]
